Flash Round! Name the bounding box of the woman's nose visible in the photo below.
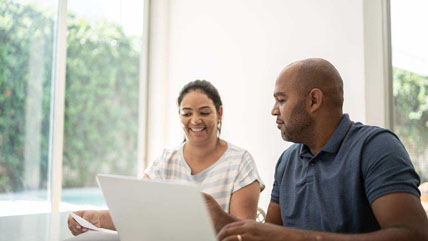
[191,116,201,124]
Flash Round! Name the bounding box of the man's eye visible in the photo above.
[181,113,191,117]
[278,99,285,103]
[200,112,210,116]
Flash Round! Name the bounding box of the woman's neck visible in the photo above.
[185,138,221,160]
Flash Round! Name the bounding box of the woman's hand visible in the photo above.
[67,210,102,236]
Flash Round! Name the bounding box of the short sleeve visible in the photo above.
[271,152,286,204]
[232,151,265,193]
[144,150,166,180]
[362,131,421,204]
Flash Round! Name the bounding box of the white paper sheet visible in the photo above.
[64,230,120,241]
[70,212,117,234]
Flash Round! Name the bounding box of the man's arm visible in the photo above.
[218,192,428,241]
[204,197,283,233]
[265,202,283,225]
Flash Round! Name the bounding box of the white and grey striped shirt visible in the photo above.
[144,141,264,212]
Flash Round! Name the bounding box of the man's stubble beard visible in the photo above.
[281,101,313,144]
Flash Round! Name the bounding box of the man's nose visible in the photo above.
[271,104,279,116]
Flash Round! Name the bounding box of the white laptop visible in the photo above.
[96,174,217,241]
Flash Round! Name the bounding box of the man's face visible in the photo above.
[271,69,313,143]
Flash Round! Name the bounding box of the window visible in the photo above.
[0,0,147,216]
[390,0,428,183]
[0,0,58,216]
[61,0,144,211]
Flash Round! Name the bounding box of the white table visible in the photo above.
[0,212,73,241]
[1,204,426,241]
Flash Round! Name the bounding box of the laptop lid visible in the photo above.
[96,174,217,241]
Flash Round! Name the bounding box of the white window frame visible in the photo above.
[363,0,393,129]
[48,0,67,214]
[47,0,150,213]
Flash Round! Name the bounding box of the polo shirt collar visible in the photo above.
[300,114,351,158]
[322,114,351,153]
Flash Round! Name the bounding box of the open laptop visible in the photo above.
[96,174,217,241]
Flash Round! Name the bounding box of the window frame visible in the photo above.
[47,0,150,214]
[363,0,393,129]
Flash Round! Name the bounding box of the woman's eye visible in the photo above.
[181,113,191,117]
[200,112,210,116]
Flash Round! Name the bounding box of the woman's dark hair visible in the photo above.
[177,80,223,135]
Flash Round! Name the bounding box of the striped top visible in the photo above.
[144,141,265,212]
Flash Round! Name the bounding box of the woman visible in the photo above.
[68,80,264,235]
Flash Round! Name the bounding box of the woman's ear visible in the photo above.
[218,106,223,120]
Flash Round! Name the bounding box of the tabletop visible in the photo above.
[0,212,73,241]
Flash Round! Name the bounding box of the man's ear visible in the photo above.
[308,88,323,113]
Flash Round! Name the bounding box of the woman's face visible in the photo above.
[179,90,222,144]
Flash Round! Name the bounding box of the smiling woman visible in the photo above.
[68,80,265,236]
[179,81,223,145]
[146,80,265,214]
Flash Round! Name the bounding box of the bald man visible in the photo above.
[207,58,428,241]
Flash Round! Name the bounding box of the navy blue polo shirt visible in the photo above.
[271,114,420,233]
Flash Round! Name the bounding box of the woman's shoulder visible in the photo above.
[156,144,182,162]
[223,141,253,160]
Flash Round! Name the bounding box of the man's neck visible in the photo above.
[306,114,343,156]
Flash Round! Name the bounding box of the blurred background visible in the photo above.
[0,0,426,220]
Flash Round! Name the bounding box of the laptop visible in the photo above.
[96,174,217,241]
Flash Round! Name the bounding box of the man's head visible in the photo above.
[271,58,344,143]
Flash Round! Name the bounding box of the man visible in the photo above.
[209,58,428,241]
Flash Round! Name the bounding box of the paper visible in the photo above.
[70,212,117,234]
[64,230,120,241]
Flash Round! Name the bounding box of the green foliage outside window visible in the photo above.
[0,0,139,193]
[393,67,428,182]
[0,0,54,192]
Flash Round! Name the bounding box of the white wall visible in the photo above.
[147,0,375,209]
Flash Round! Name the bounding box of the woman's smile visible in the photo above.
[190,127,206,132]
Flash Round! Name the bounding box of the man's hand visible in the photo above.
[203,193,237,232]
[67,210,101,236]
[218,220,288,241]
